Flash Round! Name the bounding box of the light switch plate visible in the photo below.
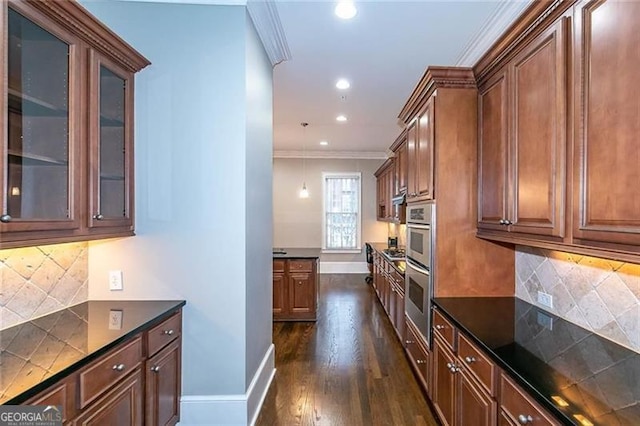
[109,270,123,291]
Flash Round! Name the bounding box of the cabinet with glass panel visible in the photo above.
[0,0,149,247]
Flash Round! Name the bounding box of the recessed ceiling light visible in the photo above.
[336,79,350,90]
[336,115,347,122]
[335,1,357,20]
[320,141,329,146]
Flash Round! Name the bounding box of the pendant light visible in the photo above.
[299,122,310,198]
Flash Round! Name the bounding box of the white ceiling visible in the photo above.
[272,1,526,157]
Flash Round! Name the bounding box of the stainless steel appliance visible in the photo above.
[405,202,434,344]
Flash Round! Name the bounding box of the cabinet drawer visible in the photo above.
[433,309,456,350]
[458,333,497,396]
[79,336,143,408]
[289,260,313,272]
[273,259,285,272]
[405,321,430,387]
[500,374,560,426]
[147,312,182,357]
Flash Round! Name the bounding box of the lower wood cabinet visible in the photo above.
[431,308,559,426]
[26,310,183,426]
[73,369,143,426]
[146,339,181,426]
[273,258,318,321]
[405,315,430,394]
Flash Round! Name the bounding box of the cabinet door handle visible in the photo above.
[0,214,12,223]
[518,415,533,424]
[93,213,104,220]
[435,324,445,330]
[464,356,476,364]
[405,340,415,345]
[151,366,160,373]
[416,359,427,364]
[505,220,513,226]
[112,363,125,372]
[163,329,175,336]
[499,219,506,225]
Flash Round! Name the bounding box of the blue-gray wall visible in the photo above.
[81,1,273,423]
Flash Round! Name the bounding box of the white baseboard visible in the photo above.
[319,261,369,274]
[179,344,276,426]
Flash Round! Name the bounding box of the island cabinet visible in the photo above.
[477,17,568,240]
[25,308,183,426]
[474,0,640,261]
[0,0,149,249]
[272,258,318,321]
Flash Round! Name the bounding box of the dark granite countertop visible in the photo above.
[272,248,321,259]
[368,242,406,275]
[433,297,640,426]
[1,300,185,405]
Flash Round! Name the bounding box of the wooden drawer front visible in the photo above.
[458,333,497,396]
[147,312,182,357]
[500,375,560,426]
[273,259,285,273]
[406,324,430,384]
[289,259,313,272]
[433,309,456,350]
[79,336,143,408]
[27,379,76,422]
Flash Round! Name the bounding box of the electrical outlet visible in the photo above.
[537,311,554,330]
[537,291,553,309]
[109,270,123,291]
[108,309,123,330]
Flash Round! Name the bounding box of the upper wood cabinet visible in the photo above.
[572,0,640,250]
[392,131,408,195]
[374,158,394,222]
[478,18,567,239]
[0,0,149,249]
[475,0,640,261]
[406,97,435,202]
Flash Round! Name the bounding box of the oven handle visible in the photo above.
[407,223,430,230]
[406,259,430,275]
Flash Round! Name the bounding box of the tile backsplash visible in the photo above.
[0,242,88,330]
[515,246,640,353]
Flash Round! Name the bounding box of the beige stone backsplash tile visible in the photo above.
[0,243,89,330]
[516,246,640,353]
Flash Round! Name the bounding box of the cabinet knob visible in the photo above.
[0,214,12,223]
[505,220,513,225]
[464,356,476,364]
[163,329,175,336]
[446,362,453,369]
[416,359,427,364]
[151,366,160,373]
[112,363,125,372]
[435,324,445,330]
[499,219,506,225]
[405,340,415,345]
[518,415,533,424]
[93,213,104,220]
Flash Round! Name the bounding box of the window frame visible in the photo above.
[321,171,362,253]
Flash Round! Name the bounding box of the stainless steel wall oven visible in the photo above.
[405,202,434,344]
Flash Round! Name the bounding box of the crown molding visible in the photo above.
[273,150,388,160]
[454,0,533,67]
[247,1,291,67]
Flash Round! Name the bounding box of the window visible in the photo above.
[322,172,361,252]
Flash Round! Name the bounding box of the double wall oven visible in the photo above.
[405,202,434,344]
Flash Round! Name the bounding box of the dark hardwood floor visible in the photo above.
[256,274,439,426]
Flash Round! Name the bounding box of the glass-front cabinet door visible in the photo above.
[0,4,81,234]
[88,52,134,231]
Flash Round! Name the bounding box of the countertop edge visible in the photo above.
[431,298,575,426]
[4,300,186,405]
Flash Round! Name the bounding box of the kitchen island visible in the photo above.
[1,300,185,424]
[273,248,320,321]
